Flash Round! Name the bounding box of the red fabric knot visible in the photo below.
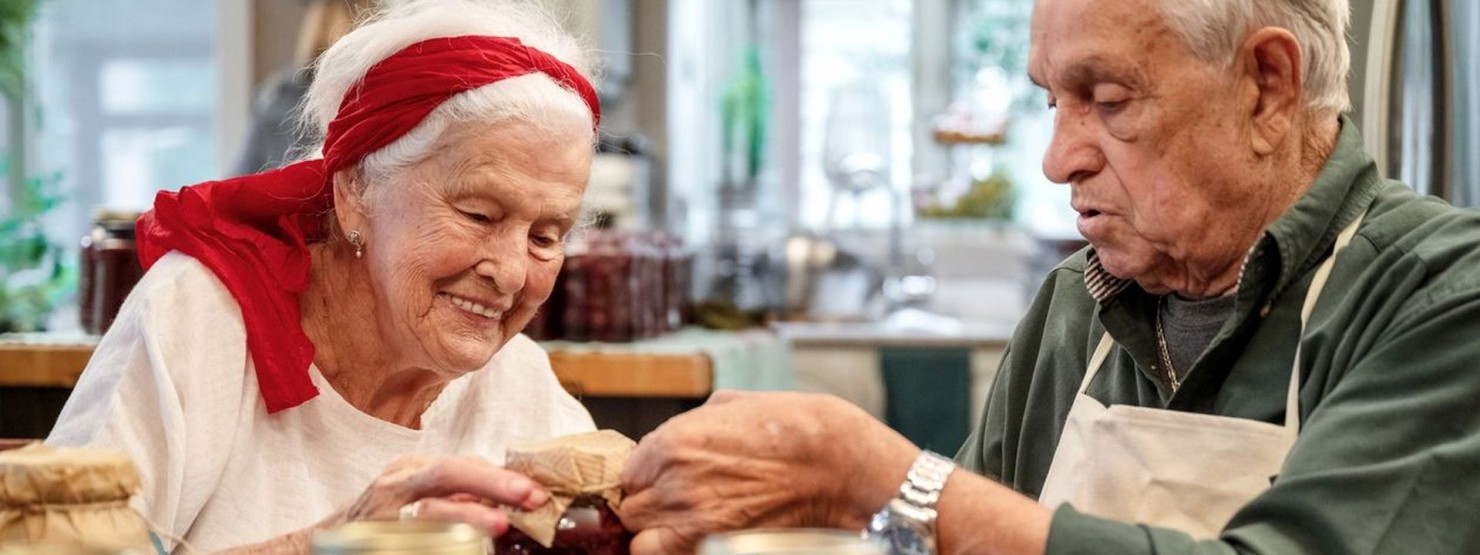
[135,35,598,413]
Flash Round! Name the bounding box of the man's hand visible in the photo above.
[617,390,919,555]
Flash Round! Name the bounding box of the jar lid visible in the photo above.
[699,529,887,555]
[503,430,635,546]
[91,210,142,225]
[0,444,141,507]
[0,544,138,555]
[312,521,487,555]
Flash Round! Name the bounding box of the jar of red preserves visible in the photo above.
[585,231,636,343]
[494,496,631,555]
[79,210,143,335]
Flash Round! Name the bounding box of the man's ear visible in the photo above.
[331,168,369,239]
[1239,27,1304,155]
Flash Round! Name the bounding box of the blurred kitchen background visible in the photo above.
[1,0,1475,451]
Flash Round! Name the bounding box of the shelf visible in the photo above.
[932,129,1007,146]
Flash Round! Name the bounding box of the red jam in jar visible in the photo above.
[494,497,631,555]
[78,210,143,335]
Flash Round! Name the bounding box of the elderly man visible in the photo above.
[617,0,1480,553]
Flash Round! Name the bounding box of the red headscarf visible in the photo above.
[136,36,600,413]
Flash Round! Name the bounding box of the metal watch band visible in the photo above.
[899,450,955,512]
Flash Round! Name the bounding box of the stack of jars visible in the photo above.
[525,230,692,342]
[78,210,144,336]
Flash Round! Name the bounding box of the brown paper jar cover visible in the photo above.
[497,430,635,552]
[0,444,151,551]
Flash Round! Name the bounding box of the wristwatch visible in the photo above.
[862,450,956,555]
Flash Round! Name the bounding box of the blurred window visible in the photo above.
[797,0,914,231]
[30,0,219,254]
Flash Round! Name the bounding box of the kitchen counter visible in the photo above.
[771,310,1016,349]
[774,312,1016,454]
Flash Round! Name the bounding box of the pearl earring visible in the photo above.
[347,230,363,259]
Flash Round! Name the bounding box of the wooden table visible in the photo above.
[0,342,95,388]
[547,350,711,398]
[1,334,721,439]
[0,338,714,398]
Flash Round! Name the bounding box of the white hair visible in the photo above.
[1156,0,1351,115]
[297,0,599,189]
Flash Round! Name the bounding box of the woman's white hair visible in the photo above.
[1157,0,1351,115]
[297,0,598,189]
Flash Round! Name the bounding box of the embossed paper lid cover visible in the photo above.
[504,430,635,547]
[0,444,141,506]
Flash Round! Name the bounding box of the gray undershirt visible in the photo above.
[1160,293,1237,379]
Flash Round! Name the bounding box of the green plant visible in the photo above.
[719,45,769,187]
[0,0,70,333]
[0,166,69,333]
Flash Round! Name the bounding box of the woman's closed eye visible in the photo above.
[459,210,493,224]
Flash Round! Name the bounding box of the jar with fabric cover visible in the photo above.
[494,430,635,554]
[0,444,151,553]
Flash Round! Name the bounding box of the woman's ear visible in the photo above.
[331,168,370,239]
[1238,27,1304,155]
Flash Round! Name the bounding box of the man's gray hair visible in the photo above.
[296,0,598,191]
[1157,0,1351,114]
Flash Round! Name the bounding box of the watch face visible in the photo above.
[877,523,932,555]
[865,503,935,555]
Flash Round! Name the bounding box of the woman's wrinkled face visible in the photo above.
[358,121,590,375]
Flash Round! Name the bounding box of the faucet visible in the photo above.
[833,153,934,313]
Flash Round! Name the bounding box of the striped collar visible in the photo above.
[1083,240,1263,305]
[1083,250,1133,303]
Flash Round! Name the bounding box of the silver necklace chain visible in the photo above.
[1154,296,1183,393]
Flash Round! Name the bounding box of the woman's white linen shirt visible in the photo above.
[47,252,596,552]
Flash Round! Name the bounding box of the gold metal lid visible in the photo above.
[311,521,488,555]
[0,544,143,555]
[699,529,887,555]
[90,210,142,225]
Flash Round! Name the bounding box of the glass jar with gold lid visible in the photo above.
[312,521,487,555]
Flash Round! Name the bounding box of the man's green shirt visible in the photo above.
[958,118,1480,554]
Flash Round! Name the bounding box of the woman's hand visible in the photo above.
[617,390,920,555]
[323,455,550,536]
[215,456,547,554]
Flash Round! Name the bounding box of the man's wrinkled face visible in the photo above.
[1030,0,1263,293]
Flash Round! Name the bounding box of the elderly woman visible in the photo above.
[47,1,599,552]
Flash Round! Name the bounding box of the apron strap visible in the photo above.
[1080,332,1117,395]
[1286,210,1367,432]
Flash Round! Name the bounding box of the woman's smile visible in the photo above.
[437,292,505,321]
